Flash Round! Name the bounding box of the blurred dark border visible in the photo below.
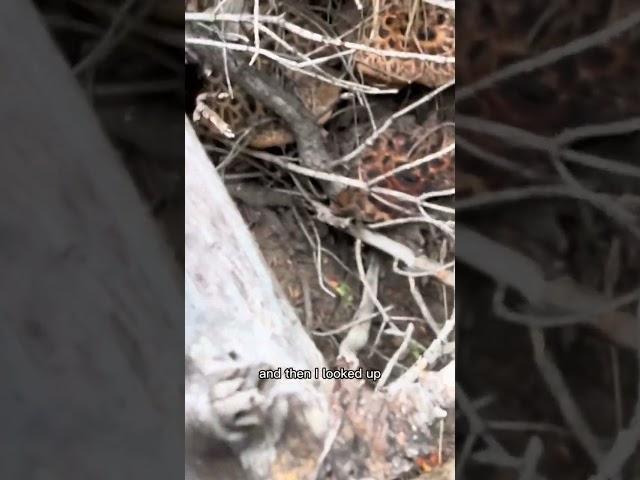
[456,1,640,478]
[0,1,184,478]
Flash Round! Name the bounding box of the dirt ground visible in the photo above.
[235,193,453,375]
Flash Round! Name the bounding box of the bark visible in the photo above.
[185,117,326,371]
[185,116,330,480]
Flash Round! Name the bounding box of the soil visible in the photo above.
[235,196,452,377]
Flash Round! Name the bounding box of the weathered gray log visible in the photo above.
[0,1,182,478]
[185,116,326,371]
[185,117,330,480]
